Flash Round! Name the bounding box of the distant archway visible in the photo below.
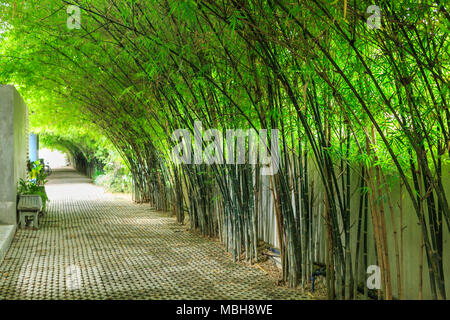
[38,148,69,169]
[39,134,104,179]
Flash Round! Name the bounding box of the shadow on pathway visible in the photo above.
[0,168,309,299]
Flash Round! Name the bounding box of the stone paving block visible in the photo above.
[0,168,309,300]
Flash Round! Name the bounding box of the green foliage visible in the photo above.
[94,165,132,194]
[18,161,49,210]
[90,148,132,193]
[0,0,448,298]
[28,161,48,186]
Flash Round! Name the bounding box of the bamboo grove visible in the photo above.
[0,0,448,299]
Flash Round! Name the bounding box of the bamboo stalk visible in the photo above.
[381,171,401,299]
[399,181,404,300]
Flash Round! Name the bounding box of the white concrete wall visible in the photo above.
[0,85,29,225]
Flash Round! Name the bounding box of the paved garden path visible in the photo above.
[0,168,308,300]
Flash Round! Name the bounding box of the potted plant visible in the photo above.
[18,161,49,213]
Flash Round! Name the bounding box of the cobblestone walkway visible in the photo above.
[0,168,308,300]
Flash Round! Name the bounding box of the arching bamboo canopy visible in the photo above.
[0,0,448,300]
